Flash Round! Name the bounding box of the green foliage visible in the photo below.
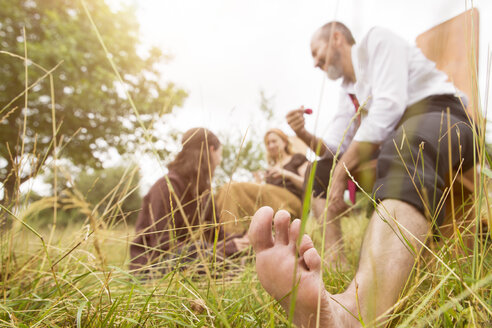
[74,165,142,224]
[0,0,187,202]
[259,89,275,121]
[30,165,142,227]
[215,132,266,187]
[214,90,279,187]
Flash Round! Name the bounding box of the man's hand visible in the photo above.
[286,106,328,156]
[286,107,307,135]
[326,141,379,215]
[327,167,349,214]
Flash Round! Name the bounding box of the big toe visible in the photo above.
[273,210,291,245]
[248,206,274,252]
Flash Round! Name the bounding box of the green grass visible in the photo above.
[0,199,490,327]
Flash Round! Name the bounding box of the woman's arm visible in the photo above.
[267,160,307,190]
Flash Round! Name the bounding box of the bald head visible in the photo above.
[310,21,356,82]
[312,21,355,46]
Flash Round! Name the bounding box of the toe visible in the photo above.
[299,234,321,272]
[248,206,274,252]
[299,234,315,257]
[273,210,291,245]
[303,247,322,272]
[289,219,301,247]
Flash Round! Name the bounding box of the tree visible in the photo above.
[214,132,266,187]
[0,0,187,204]
[71,165,142,224]
[26,164,142,227]
[213,90,278,187]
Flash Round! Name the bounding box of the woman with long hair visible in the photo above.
[263,128,308,198]
[216,129,308,235]
[130,128,248,273]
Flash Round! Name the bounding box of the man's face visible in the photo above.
[311,36,343,80]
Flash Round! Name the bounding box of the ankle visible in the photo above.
[286,289,333,328]
[330,293,360,327]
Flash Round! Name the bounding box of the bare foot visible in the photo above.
[248,207,359,328]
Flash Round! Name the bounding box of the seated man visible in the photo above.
[286,20,473,266]
[249,21,474,327]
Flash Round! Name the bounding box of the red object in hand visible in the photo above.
[304,108,313,115]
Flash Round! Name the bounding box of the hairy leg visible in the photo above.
[312,196,348,267]
[339,199,430,325]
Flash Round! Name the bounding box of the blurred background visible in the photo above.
[1,0,490,224]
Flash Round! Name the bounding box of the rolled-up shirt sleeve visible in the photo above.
[353,28,409,144]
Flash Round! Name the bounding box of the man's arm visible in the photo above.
[286,108,329,156]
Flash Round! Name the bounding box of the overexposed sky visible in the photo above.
[134,0,490,133]
[128,0,491,189]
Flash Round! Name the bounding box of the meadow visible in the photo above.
[1,188,490,327]
[1,1,491,327]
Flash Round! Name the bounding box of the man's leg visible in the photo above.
[307,154,348,266]
[312,196,348,267]
[337,199,429,325]
[249,198,429,327]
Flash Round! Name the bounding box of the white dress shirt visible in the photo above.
[324,81,359,155]
[324,26,463,153]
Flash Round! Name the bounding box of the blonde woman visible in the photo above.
[263,129,308,199]
[216,129,308,235]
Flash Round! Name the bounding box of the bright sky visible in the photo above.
[127,0,491,190]
[134,0,490,131]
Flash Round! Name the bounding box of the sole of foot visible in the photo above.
[248,206,360,328]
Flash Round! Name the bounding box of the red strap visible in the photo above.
[347,93,360,205]
[348,93,360,110]
[348,93,361,126]
[347,180,356,204]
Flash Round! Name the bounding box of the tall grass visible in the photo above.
[1,3,491,328]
